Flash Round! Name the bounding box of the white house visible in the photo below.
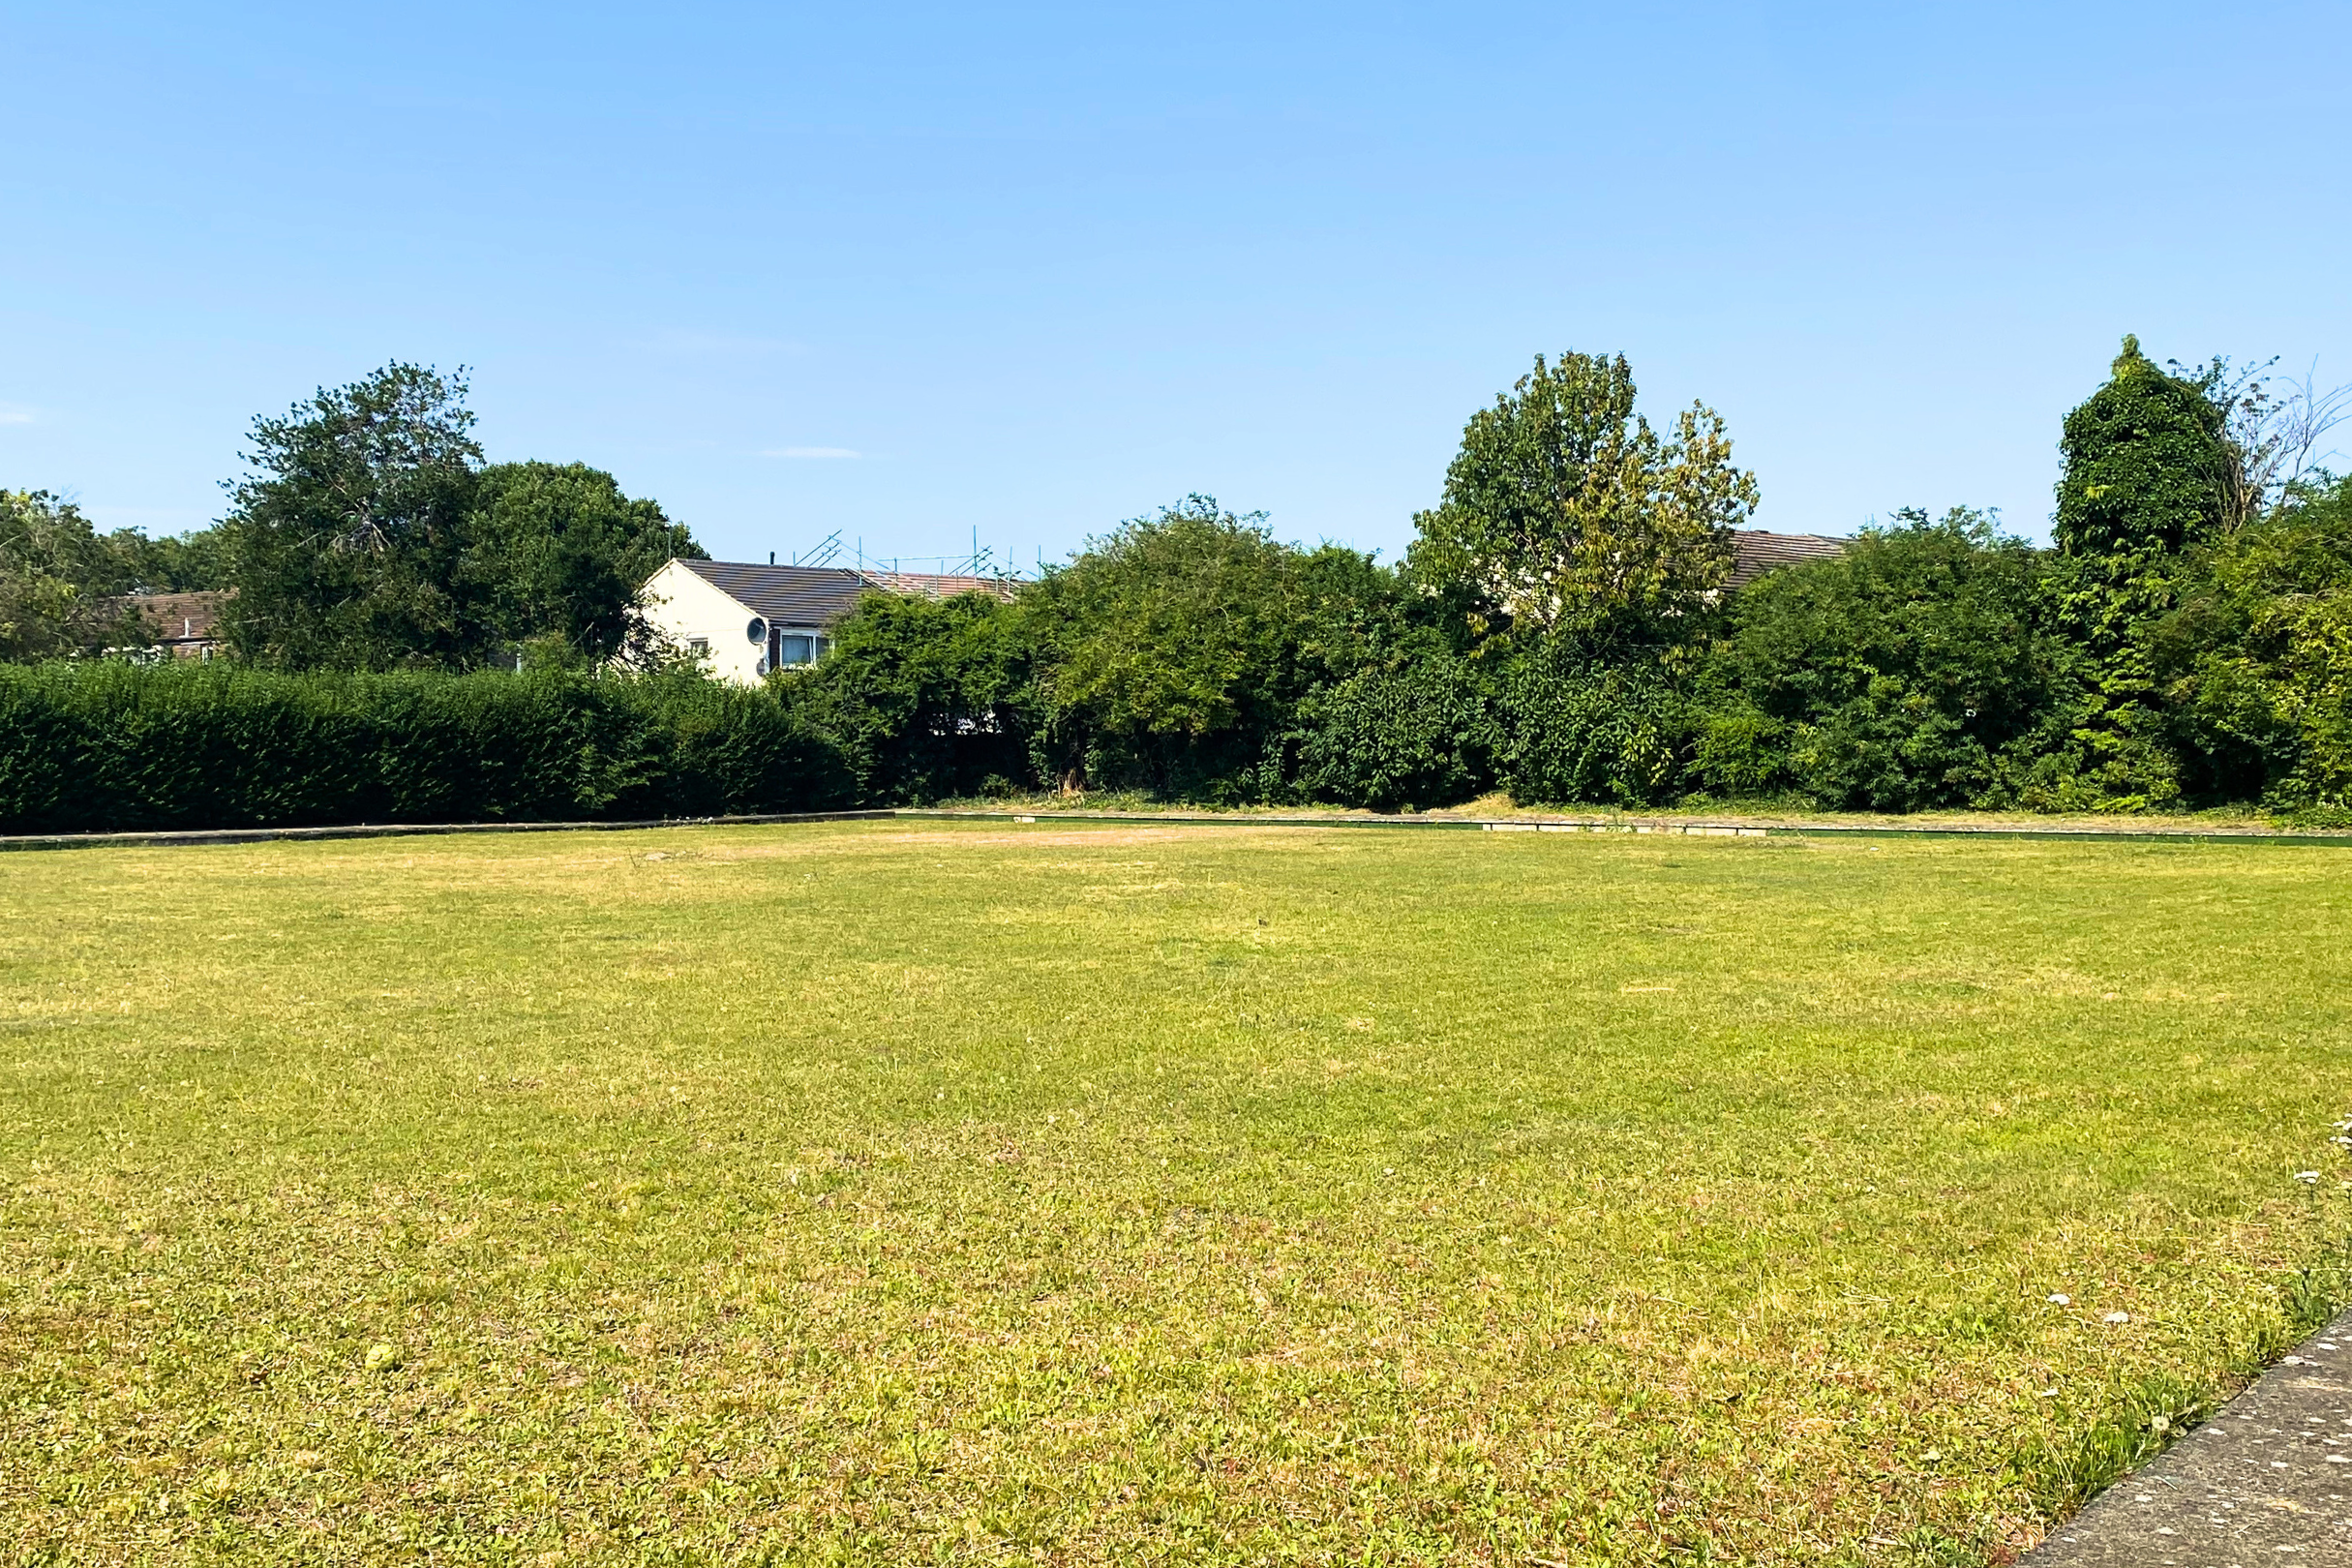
[638,558,1015,685]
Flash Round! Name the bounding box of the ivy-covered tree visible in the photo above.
[2043,336,2238,807]
[1407,351,1759,652]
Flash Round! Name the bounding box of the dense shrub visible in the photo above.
[0,662,849,833]
[1695,510,2098,811]
[1293,650,1495,810]
[1498,650,1692,807]
[2159,475,2352,810]
[786,591,1034,805]
[1020,498,1409,800]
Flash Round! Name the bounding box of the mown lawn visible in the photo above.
[2,821,2347,1566]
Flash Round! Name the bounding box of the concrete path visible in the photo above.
[2024,1307,2352,1565]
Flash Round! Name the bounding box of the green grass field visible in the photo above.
[4,822,2348,1566]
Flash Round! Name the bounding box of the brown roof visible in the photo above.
[677,559,1016,625]
[119,590,230,646]
[1728,530,1848,589]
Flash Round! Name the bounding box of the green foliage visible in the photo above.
[0,661,849,832]
[2160,475,2352,808]
[1498,649,1692,806]
[789,590,1034,804]
[1698,509,2095,811]
[0,490,153,660]
[103,524,232,592]
[220,363,487,669]
[1020,497,1406,799]
[218,365,697,670]
[2034,337,2235,807]
[2054,336,2233,563]
[460,462,703,664]
[1408,351,1758,650]
[1292,648,1495,810]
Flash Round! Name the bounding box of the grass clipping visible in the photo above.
[2,822,2347,1565]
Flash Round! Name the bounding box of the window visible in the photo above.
[686,637,709,656]
[778,634,814,665]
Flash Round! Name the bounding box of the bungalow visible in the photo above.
[638,558,1014,685]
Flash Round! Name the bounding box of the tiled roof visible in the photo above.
[118,590,230,645]
[678,560,1017,625]
[1728,529,1848,589]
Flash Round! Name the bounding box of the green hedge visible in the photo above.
[0,662,852,834]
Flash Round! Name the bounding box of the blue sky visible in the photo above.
[5,3,2347,568]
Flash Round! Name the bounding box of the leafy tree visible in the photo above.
[0,490,150,661]
[218,366,697,670]
[2051,335,2235,653]
[2038,336,2237,807]
[104,526,232,592]
[1020,497,1406,798]
[460,462,702,664]
[220,363,486,669]
[1408,351,1759,651]
[789,589,1033,803]
[2158,474,2352,811]
[1698,509,2094,811]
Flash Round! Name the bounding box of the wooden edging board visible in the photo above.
[2,806,2349,853]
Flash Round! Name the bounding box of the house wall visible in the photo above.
[639,560,830,687]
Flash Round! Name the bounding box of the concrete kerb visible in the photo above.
[892,808,2352,847]
[2,806,2350,853]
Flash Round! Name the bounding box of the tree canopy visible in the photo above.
[1407,351,1758,651]
[0,491,152,661]
[1018,496,1406,796]
[218,365,697,670]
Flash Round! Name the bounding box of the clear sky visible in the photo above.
[5,2,2348,568]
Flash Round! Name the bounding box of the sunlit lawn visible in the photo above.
[3,821,2347,1565]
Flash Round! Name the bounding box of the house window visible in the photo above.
[778,634,814,665]
[687,637,709,656]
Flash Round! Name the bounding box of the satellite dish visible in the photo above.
[746,617,768,644]
[755,656,769,676]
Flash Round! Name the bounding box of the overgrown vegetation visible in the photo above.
[785,337,2352,819]
[3,821,2346,1562]
[9,339,2351,829]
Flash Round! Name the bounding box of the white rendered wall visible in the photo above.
[640,560,768,685]
[639,560,834,686]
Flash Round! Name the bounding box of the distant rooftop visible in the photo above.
[1728,529,1848,589]
[677,559,1017,625]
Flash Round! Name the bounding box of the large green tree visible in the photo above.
[0,490,151,661]
[219,365,698,670]
[2042,336,2240,808]
[1019,496,1406,798]
[1408,351,1759,651]
[220,364,486,669]
[460,461,702,664]
[2158,474,2352,810]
